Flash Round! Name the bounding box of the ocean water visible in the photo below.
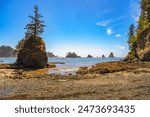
[0,57,123,75]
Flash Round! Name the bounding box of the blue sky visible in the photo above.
[0,0,140,57]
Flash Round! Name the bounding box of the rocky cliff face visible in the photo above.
[137,28,150,61]
[16,36,48,68]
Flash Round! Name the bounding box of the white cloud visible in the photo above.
[96,20,112,27]
[107,28,113,35]
[115,34,121,38]
[116,45,125,50]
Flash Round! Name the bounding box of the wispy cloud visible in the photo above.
[130,0,140,21]
[96,15,127,27]
[107,28,113,35]
[96,20,112,27]
[115,34,121,38]
[116,45,125,50]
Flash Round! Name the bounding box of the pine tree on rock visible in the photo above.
[16,5,48,68]
[25,5,45,37]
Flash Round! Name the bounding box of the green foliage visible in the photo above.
[128,24,135,38]
[137,0,150,35]
[127,23,138,59]
[25,5,45,37]
[128,35,137,51]
[127,0,150,60]
[16,5,46,53]
[127,24,137,51]
[137,14,150,34]
[16,39,26,52]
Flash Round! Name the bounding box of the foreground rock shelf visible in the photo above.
[0,61,150,100]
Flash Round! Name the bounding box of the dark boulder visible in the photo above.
[16,36,48,68]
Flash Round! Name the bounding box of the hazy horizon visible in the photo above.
[0,0,140,57]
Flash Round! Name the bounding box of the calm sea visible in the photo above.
[0,57,123,75]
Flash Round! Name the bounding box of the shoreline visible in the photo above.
[0,60,150,100]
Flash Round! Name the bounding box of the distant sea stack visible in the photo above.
[47,52,57,58]
[102,55,105,58]
[16,36,48,68]
[0,45,17,57]
[109,52,114,58]
[66,52,81,58]
[87,54,93,58]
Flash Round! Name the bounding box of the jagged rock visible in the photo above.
[16,36,48,68]
[137,28,150,61]
[109,52,114,58]
[87,54,93,58]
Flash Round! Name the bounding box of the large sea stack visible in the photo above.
[16,36,48,68]
[125,0,150,61]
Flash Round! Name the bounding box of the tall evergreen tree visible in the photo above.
[128,24,136,50]
[128,24,135,39]
[25,5,45,37]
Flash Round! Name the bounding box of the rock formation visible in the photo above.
[109,52,114,58]
[102,55,105,58]
[16,36,48,68]
[66,52,81,58]
[47,52,57,58]
[125,0,150,61]
[0,45,16,57]
[137,28,150,61]
[87,54,93,58]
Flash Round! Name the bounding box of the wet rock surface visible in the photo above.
[77,61,150,75]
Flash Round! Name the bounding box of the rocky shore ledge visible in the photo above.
[0,61,150,100]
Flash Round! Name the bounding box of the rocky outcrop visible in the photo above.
[102,55,105,58]
[0,45,16,57]
[137,28,150,61]
[124,51,137,61]
[16,36,48,68]
[47,52,57,58]
[87,54,93,58]
[109,52,114,58]
[66,52,81,58]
